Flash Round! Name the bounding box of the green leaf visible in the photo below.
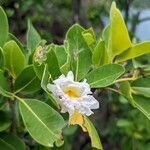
[116,42,150,63]
[33,61,45,80]
[109,2,132,57]
[0,134,26,150]
[0,48,4,70]
[52,44,67,68]
[131,76,150,98]
[8,33,24,53]
[132,87,150,98]
[92,40,109,67]
[66,24,92,81]
[27,20,41,53]
[46,47,61,79]
[52,44,70,74]
[33,45,62,80]
[14,65,41,94]
[82,27,96,49]
[86,64,125,88]
[0,7,8,47]
[133,95,150,120]
[3,40,25,78]
[120,81,135,106]
[102,24,110,50]
[0,138,15,150]
[18,98,65,147]
[0,70,12,98]
[0,110,10,132]
[84,117,103,150]
[0,96,6,109]
[41,64,59,108]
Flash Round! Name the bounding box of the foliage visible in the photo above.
[0,1,150,149]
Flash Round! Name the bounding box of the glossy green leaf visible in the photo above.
[0,7,8,47]
[3,40,25,78]
[86,64,125,88]
[41,64,59,108]
[18,98,65,147]
[131,76,150,98]
[14,65,41,94]
[133,95,150,120]
[66,24,92,81]
[116,42,150,63]
[84,117,103,150]
[27,20,41,53]
[109,2,132,57]
[0,134,25,150]
[0,70,12,98]
[92,40,109,67]
[0,110,10,131]
[0,48,4,70]
[120,81,135,106]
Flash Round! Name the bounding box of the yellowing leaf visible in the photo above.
[69,111,87,132]
[115,41,150,62]
[109,2,132,57]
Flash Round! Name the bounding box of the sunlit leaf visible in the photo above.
[109,2,132,57]
[116,42,150,63]
[82,27,96,50]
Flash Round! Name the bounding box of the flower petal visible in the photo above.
[67,71,74,81]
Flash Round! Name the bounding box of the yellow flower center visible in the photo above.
[64,87,80,98]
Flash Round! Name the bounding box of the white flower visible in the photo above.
[47,71,99,117]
